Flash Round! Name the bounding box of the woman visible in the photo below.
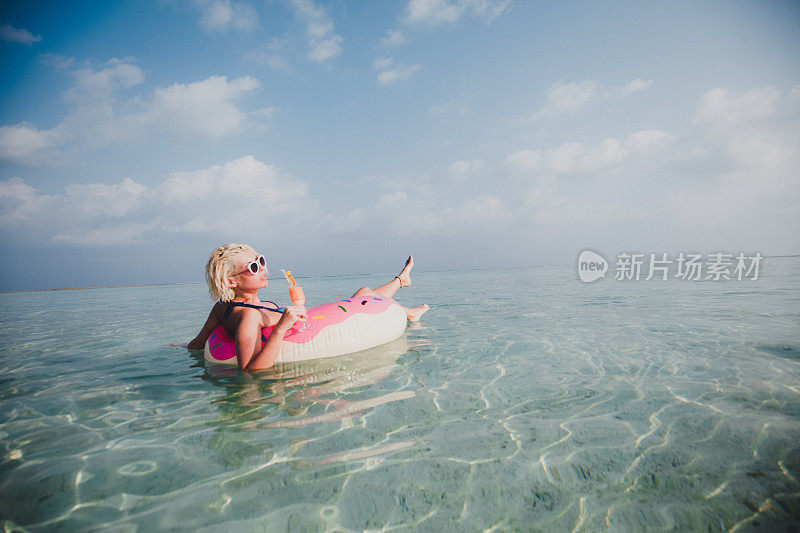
[188,243,429,370]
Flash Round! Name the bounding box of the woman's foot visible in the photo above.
[396,255,414,287]
[406,304,429,322]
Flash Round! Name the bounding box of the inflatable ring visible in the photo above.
[204,296,407,366]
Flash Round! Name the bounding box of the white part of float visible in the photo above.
[204,301,407,365]
[278,302,407,363]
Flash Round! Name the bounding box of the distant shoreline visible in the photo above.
[0,268,492,293]
[0,282,201,294]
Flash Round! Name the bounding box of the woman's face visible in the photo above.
[230,251,268,292]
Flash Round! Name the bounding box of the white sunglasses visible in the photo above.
[231,255,266,276]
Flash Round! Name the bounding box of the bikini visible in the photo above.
[222,300,284,320]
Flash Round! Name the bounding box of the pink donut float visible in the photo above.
[204,296,407,365]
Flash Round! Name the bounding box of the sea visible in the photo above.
[1,257,798,531]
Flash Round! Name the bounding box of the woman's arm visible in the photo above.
[187,306,222,350]
[235,306,304,370]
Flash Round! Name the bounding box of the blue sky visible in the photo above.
[1,0,798,290]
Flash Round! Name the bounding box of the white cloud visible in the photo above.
[667,86,800,235]
[528,78,654,119]
[154,156,313,240]
[501,148,540,173]
[0,23,41,44]
[0,123,63,165]
[154,156,312,242]
[378,65,420,85]
[195,0,259,32]
[533,79,600,117]
[0,58,266,163]
[624,130,674,151]
[64,177,149,217]
[405,0,510,26]
[382,30,406,47]
[65,58,146,102]
[465,0,512,21]
[290,0,343,62]
[0,178,54,224]
[308,35,344,62]
[693,86,781,128]
[0,58,148,162]
[447,159,484,181]
[1,175,153,244]
[49,59,149,147]
[146,75,261,137]
[0,156,313,246]
[377,191,408,206]
[406,0,461,25]
[374,57,420,85]
[502,130,674,176]
[159,155,286,202]
[621,78,654,96]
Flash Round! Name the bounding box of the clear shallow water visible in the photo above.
[1,259,799,531]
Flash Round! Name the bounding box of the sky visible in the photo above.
[0,0,798,290]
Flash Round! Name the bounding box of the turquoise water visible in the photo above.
[1,258,799,531]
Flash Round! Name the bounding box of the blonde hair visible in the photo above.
[205,243,266,302]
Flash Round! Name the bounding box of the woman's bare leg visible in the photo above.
[350,256,427,321]
[352,255,414,299]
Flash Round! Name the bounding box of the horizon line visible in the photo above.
[2,253,797,293]
[0,264,556,294]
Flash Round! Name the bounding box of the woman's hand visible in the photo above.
[277,305,307,330]
[237,305,307,371]
[187,306,222,350]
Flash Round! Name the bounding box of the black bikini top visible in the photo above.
[223,300,284,320]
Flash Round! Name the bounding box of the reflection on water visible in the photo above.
[200,336,411,429]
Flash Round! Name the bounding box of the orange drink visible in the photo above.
[288,285,305,306]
